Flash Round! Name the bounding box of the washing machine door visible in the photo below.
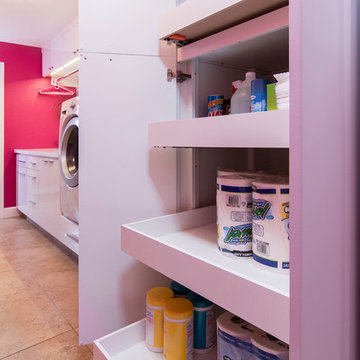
[60,116,79,188]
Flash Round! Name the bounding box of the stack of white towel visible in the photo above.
[274,72,289,110]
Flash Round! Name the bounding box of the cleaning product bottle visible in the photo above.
[230,71,256,114]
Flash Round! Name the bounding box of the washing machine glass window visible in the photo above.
[66,126,78,176]
[60,116,79,188]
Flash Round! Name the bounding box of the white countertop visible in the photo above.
[14,148,59,158]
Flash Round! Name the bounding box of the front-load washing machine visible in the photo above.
[59,97,79,224]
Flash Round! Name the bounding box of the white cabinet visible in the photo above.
[93,0,291,358]
[17,155,59,220]
[15,150,79,255]
[42,20,79,77]
[87,0,358,358]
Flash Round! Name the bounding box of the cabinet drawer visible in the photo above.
[16,166,27,176]
[27,156,39,169]
[16,156,27,167]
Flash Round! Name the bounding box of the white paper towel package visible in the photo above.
[217,175,254,258]
[252,178,290,273]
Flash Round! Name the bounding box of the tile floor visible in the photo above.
[0,216,92,359]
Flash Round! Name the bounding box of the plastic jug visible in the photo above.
[230,72,256,114]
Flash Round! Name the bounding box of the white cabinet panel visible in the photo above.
[79,0,176,55]
[78,52,177,343]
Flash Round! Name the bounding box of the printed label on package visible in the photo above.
[223,224,252,245]
[252,199,273,220]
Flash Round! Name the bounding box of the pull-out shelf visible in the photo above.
[149,110,289,148]
[121,206,289,343]
[94,318,216,360]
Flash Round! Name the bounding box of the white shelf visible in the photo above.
[178,7,288,75]
[121,206,289,343]
[94,318,216,360]
[149,110,289,148]
[159,0,288,42]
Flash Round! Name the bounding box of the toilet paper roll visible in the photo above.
[217,312,254,360]
[217,176,254,258]
[251,332,289,360]
[252,178,289,273]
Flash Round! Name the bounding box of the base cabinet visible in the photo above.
[15,152,79,255]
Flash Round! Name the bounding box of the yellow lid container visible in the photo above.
[164,298,194,360]
[146,287,174,353]
[164,298,193,319]
[147,287,174,307]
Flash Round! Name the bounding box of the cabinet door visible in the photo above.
[42,46,54,77]
[79,0,176,56]
[42,20,78,76]
[16,165,27,211]
[26,169,39,221]
[37,157,60,214]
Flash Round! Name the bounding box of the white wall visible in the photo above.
[78,0,177,344]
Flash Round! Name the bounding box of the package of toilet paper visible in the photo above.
[217,312,254,360]
[252,178,289,273]
[251,332,289,360]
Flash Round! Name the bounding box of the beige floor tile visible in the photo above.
[2,226,77,278]
[0,217,77,358]
[0,277,72,358]
[0,217,33,236]
[4,329,93,360]
[36,270,79,328]
[0,238,24,272]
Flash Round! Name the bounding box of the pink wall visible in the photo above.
[0,41,74,208]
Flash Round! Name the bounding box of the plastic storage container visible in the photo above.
[250,78,271,112]
[145,287,174,352]
[164,298,194,360]
[187,292,215,354]
[170,281,190,298]
[230,72,256,114]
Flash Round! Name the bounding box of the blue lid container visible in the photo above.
[170,281,190,297]
[187,291,213,308]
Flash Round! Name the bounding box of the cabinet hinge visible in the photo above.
[167,69,191,83]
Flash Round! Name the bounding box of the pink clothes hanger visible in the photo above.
[39,69,78,96]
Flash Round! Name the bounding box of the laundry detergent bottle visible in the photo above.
[230,71,256,114]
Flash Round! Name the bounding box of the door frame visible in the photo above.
[0,62,20,219]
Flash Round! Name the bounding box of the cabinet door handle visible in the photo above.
[29,200,36,205]
[18,160,26,163]
[29,175,37,179]
[29,162,37,165]
[43,160,54,164]
[65,233,79,243]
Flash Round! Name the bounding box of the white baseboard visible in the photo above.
[1,207,21,219]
